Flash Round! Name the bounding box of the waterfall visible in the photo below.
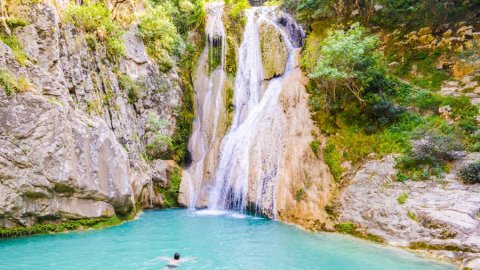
[186,2,227,208]
[207,7,299,217]
[181,4,321,220]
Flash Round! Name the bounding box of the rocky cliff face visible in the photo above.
[0,1,185,227]
[338,155,480,267]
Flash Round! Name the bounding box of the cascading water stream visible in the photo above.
[208,7,298,217]
[186,2,227,208]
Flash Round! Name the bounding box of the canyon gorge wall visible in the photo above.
[0,0,184,227]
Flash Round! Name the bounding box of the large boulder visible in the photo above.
[259,22,288,80]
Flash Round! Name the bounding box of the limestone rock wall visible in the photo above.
[275,68,336,230]
[0,1,184,227]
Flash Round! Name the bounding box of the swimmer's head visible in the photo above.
[174,253,180,260]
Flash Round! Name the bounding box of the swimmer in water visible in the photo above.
[160,253,193,269]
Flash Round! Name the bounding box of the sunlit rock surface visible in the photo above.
[339,154,480,265]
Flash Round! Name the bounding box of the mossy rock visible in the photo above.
[259,22,288,79]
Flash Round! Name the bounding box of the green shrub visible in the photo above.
[159,168,182,208]
[145,113,173,159]
[0,69,18,96]
[396,128,465,180]
[118,74,143,103]
[309,22,383,106]
[227,0,250,19]
[65,1,125,61]
[0,216,122,238]
[138,4,182,71]
[323,141,343,182]
[0,33,29,66]
[145,134,174,160]
[365,97,405,129]
[459,161,480,184]
[310,140,321,157]
[6,17,28,29]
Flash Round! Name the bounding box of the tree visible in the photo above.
[309,22,383,106]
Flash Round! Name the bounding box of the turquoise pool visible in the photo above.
[0,209,454,269]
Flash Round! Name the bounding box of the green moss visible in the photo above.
[334,222,356,234]
[159,168,182,208]
[366,233,385,243]
[169,40,202,165]
[208,40,222,73]
[323,141,343,182]
[295,188,305,201]
[225,81,235,126]
[334,222,385,243]
[310,140,321,157]
[407,210,417,221]
[397,192,408,204]
[53,183,75,195]
[86,98,103,115]
[0,216,123,238]
[409,241,472,252]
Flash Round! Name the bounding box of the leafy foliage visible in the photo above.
[0,33,28,66]
[148,0,205,36]
[138,3,183,71]
[0,216,121,238]
[145,113,174,160]
[372,0,480,31]
[227,0,250,19]
[64,0,125,61]
[0,69,18,96]
[459,161,480,184]
[396,128,465,181]
[0,69,30,96]
[310,23,383,105]
[5,17,28,29]
[117,74,143,104]
[159,168,182,208]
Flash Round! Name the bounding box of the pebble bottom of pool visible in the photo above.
[0,209,455,270]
